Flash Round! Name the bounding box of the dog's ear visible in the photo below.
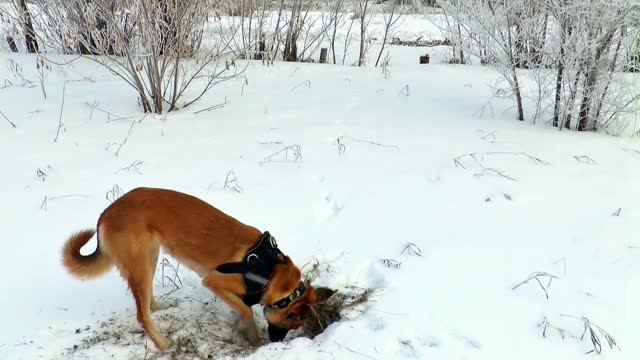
[314,287,336,303]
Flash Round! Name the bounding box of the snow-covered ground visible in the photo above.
[1,11,639,360]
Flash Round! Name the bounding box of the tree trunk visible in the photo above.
[564,70,582,130]
[358,0,369,67]
[331,9,339,64]
[6,36,18,52]
[577,28,617,131]
[552,29,566,128]
[513,68,525,121]
[457,23,464,64]
[595,27,624,123]
[17,0,39,53]
[506,14,524,121]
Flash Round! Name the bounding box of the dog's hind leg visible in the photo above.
[126,249,171,350]
[149,245,167,312]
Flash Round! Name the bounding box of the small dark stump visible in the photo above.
[319,47,328,64]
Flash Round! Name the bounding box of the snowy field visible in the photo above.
[1,10,639,360]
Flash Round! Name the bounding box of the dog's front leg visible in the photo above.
[202,271,262,346]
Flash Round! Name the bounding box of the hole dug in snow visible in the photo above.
[69,261,373,359]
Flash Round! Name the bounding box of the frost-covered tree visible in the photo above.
[436,0,638,133]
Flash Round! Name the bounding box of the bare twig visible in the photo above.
[115,160,144,175]
[41,194,89,211]
[401,243,422,256]
[49,194,89,200]
[379,259,401,269]
[512,272,558,299]
[258,141,284,145]
[106,185,125,203]
[160,258,183,291]
[290,80,311,93]
[537,316,576,340]
[36,168,49,182]
[352,138,399,150]
[193,97,228,114]
[260,145,303,164]
[0,109,16,128]
[622,148,640,157]
[560,315,621,354]
[337,138,346,156]
[223,170,243,193]
[398,84,410,96]
[611,208,622,216]
[454,152,550,169]
[574,155,598,165]
[474,168,517,181]
[114,116,146,156]
[473,96,496,120]
[53,82,66,142]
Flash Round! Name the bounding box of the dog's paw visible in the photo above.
[237,320,263,347]
[150,299,170,312]
[152,336,172,351]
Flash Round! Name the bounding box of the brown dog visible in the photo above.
[61,187,334,350]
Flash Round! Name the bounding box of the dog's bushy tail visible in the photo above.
[62,229,114,279]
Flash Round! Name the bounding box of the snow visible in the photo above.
[1,11,640,360]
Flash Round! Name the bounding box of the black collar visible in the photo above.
[216,231,288,306]
[268,281,306,310]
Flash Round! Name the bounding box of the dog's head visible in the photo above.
[262,259,335,341]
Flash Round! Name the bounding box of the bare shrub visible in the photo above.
[33,0,248,114]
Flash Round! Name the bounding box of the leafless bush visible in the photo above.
[356,0,374,66]
[375,0,406,67]
[31,0,247,114]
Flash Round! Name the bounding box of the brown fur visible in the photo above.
[61,187,332,351]
[62,229,113,279]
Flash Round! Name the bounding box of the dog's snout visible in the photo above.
[268,323,290,342]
